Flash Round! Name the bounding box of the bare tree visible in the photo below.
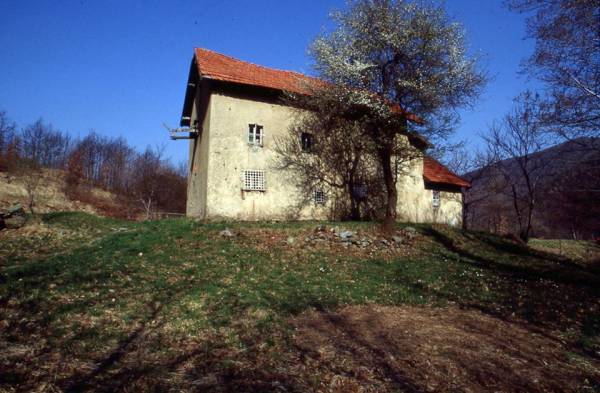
[65,146,85,188]
[482,92,555,242]
[0,111,17,170]
[13,157,43,214]
[507,0,600,148]
[20,119,71,168]
[66,132,187,217]
[0,111,16,163]
[275,93,381,219]
[299,0,487,228]
[444,146,498,230]
[130,145,165,219]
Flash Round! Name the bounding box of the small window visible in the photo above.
[352,184,367,200]
[248,124,264,146]
[242,170,266,191]
[432,190,440,208]
[314,190,327,205]
[301,132,314,151]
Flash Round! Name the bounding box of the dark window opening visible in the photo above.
[432,190,440,207]
[352,184,368,201]
[248,124,264,146]
[301,132,314,151]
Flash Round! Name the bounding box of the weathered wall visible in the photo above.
[186,93,211,218]
[396,157,463,226]
[186,88,463,224]
[201,91,329,220]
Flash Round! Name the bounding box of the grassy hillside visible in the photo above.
[1,213,599,392]
[0,169,116,214]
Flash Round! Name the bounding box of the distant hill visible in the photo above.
[463,138,600,239]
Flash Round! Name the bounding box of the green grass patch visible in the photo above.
[1,213,599,391]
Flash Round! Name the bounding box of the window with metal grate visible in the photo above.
[242,170,266,191]
[314,190,327,204]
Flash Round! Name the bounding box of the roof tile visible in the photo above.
[193,48,421,123]
[195,48,318,94]
[423,157,470,188]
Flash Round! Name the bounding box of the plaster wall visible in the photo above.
[186,94,211,218]
[203,92,329,220]
[396,157,463,226]
[186,89,462,225]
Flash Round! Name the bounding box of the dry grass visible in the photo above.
[1,214,599,392]
[291,305,599,392]
[0,169,116,214]
[529,238,600,265]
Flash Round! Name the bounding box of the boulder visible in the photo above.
[339,230,354,240]
[392,235,404,245]
[0,204,26,230]
[403,226,418,240]
[219,228,235,238]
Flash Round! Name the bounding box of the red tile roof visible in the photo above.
[194,48,318,95]
[423,157,470,188]
[193,48,421,123]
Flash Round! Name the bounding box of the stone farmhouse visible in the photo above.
[178,48,470,224]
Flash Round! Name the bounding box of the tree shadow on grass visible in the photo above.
[422,227,600,288]
[60,301,165,392]
[53,298,303,393]
[466,231,600,273]
[413,227,600,357]
[290,305,600,392]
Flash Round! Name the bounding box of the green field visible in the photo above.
[1,213,599,392]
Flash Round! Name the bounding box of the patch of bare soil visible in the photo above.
[290,305,600,392]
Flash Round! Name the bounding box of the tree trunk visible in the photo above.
[520,199,534,243]
[378,145,397,231]
[348,170,360,221]
[28,194,34,215]
[350,196,361,221]
[462,194,468,230]
[510,184,526,240]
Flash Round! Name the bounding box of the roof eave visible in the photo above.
[424,177,471,188]
[180,56,200,127]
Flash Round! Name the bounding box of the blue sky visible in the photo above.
[0,0,536,164]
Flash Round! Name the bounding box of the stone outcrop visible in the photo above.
[0,204,26,230]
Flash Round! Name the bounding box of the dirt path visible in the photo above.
[291,305,600,392]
